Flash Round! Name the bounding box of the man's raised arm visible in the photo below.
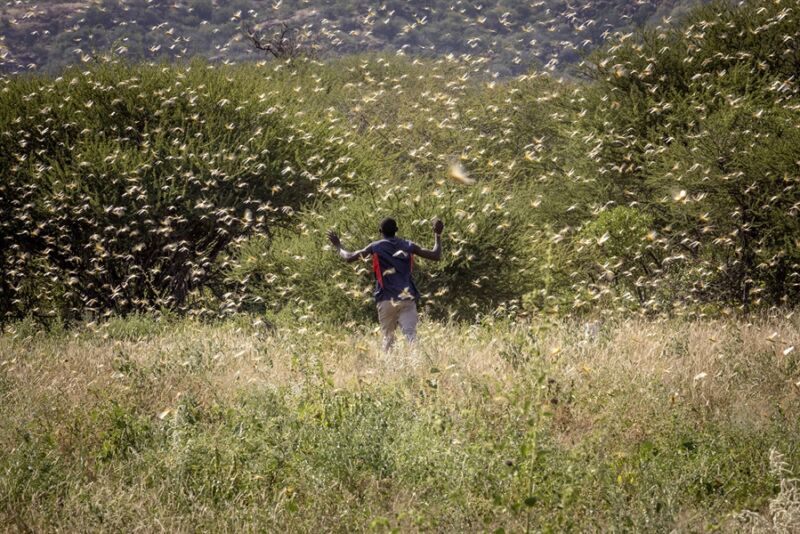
[411,219,444,261]
[327,230,371,263]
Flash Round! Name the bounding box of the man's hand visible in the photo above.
[327,230,369,263]
[412,219,444,261]
[326,229,341,249]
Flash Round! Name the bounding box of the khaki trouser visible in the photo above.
[377,299,417,352]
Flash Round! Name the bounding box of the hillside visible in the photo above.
[0,0,704,75]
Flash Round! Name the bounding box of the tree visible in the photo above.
[246,23,316,60]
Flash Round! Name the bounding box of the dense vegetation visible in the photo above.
[0,0,703,75]
[2,0,799,325]
[2,1,800,531]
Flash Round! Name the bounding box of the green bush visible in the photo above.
[573,206,659,310]
[230,177,535,322]
[0,60,361,321]
[583,0,800,313]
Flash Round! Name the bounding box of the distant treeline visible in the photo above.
[0,0,702,75]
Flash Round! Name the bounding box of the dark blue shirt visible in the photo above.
[367,237,419,302]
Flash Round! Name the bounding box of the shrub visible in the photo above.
[584,0,800,313]
[0,61,361,321]
[229,177,535,322]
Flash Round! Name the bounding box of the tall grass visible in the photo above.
[1,313,798,531]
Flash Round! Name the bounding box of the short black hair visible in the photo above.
[380,217,398,237]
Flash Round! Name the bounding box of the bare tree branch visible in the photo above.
[246,23,312,60]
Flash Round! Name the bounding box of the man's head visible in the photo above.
[379,217,398,238]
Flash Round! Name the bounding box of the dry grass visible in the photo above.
[1,313,799,531]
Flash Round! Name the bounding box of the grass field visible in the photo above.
[1,314,799,532]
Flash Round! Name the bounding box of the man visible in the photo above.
[327,217,444,351]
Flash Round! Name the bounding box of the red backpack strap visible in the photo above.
[372,253,384,288]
